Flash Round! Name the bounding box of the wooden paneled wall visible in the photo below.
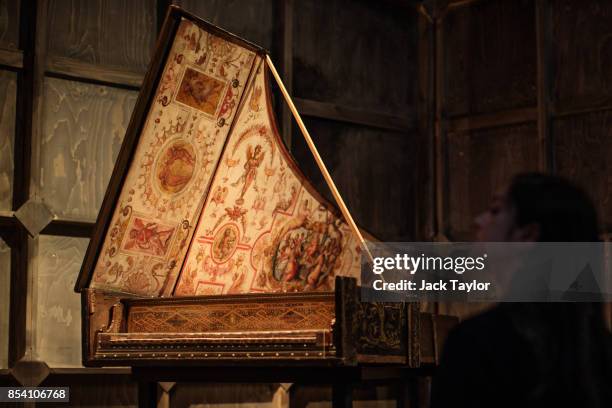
[419,0,612,242]
[419,0,612,323]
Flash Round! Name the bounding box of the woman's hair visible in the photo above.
[507,172,600,242]
[503,173,610,407]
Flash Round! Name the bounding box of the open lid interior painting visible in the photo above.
[75,7,364,298]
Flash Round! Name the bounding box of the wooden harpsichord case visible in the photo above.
[75,6,420,367]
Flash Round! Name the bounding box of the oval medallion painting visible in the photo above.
[155,139,197,194]
[211,224,240,264]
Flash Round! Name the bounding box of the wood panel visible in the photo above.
[38,77,137,221]
[444,0,537,117]
[0,48,23,69]
[416,9,435,241]
[446,123,540,240]
[46,0,156,73]
[0,0,20,49]
[0,240,9,368]
[552,0,612,112]
[293,0,415,117]
[45,55,144,88]
[553,111,612,230]
[294,97,413,132]
[0,70,16,212]
[176,0,274,52]
[7,226,27,366]
[40,220,94,237]
[32,235,89,367]
[292,118,416,241]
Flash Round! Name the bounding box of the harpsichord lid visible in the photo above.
[75,6,364,298]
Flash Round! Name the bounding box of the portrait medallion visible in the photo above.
[154,139,197,194]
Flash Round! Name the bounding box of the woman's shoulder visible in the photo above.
[448,306,513,337]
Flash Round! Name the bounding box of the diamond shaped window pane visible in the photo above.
[14,198,56,237]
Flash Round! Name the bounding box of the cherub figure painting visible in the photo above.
[123,218,175,257]
[212,226,237,262]
[211,185,229,206]
[232,144,265,204]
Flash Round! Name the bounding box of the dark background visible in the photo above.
[0,0,610,406]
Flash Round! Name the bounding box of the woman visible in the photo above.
[430,173,612,408]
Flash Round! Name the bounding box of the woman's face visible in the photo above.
[474,189,517,242]
[475,188,539,242]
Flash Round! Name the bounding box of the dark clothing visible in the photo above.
[430,305,612,408]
